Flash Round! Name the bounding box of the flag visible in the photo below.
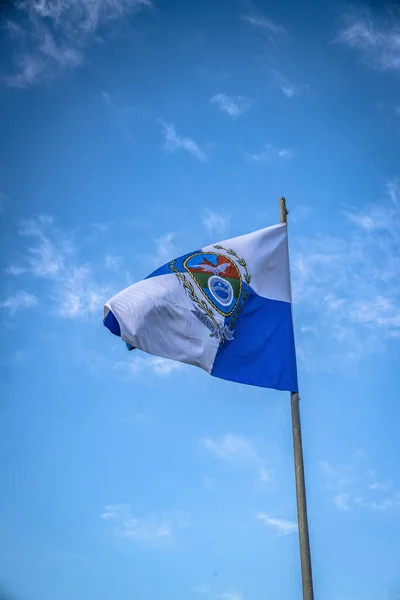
[104,223,298,392]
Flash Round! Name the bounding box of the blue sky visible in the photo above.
[1,0,400,599]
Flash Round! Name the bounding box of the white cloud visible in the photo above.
[7,265,27,276]
[202,210,230,237]
[277,148,293,158]
[201,434,259,463]
[267,68,309,98]
[369,481,391,492]
[3,0,151,87]
[259,468,271,483]
[194,585,212,595]
[241,13,288,46]
[4,55,46,89]
[56,266,104,318]
[6,216,109,319]
[101,91,139,142]
[320,457,400,511]
[201,475,218,490]
[289,205,312,224]
[0,291,38,315]
[257,514,298,536]
[104,254,122,270]
[246,144,294,163]
[211,93,252,118]
[39,31,83,68]
[281,85,296,98]
[154,232,176,266]
[114,354,184,377]
[159,120,208,162]
[333,494,351,511]
[200,434,270,482]
[101,504,189,542]
[221,593,243,600]
[337,12,400,71]
[92,222,111,233]
[148,356,183,375]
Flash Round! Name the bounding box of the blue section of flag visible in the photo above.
[104,309,133,350]
[104,309,121,337]
[211,288,298,392]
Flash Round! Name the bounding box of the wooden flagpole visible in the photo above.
[280,197,315,600]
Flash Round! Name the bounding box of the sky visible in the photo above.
[1,0,400,599]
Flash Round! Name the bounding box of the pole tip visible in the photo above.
[280,197,288,223]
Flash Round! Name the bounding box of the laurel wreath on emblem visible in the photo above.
[169,245,251,343]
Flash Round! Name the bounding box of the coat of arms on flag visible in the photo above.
[168,246,251,343]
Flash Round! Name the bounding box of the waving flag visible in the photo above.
[104,223,298,392]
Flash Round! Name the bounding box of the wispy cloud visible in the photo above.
[320,456,400,511]
[293,180,400,370]
[91,222,111,233]
[0,291,38,315]
[101,91,140,142]
[290,205,312,224]
[153,232,176,266]
[101,504,190,542]
[200,434,271,482]
[3,0,152,87]
[104,254,122,270]
[246,144,294,163]
[241,12,288,46]
[159,120,208,162]
[267,67,309,98]
[337,11,400,71]
[194,591,243,600]
[6,215,109,318]
[257,514,297,536]
[114,354,184,377]
[194,585,212,595]
[221,593,243,600]
[202,210,230,237]
[211,93,252,118]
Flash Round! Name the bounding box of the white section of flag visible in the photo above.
[105,273,221,373]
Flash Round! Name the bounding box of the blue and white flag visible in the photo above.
[104,223,298,392]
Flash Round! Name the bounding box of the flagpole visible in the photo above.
[280,197,315,600]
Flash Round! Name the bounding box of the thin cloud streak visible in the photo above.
[267,67,309,98]
[220,593,243,600]
[114,354,184,377]
[101,503,190,542]
[246,144,294,163]
[241,12,289,46]
[211,93,252,118]
[200,433,271,482]
[160,120,208,162]
[0,291,38,315]
[202,210,230,237]
[101,91,140,142]
[257,513,298,535]
[153,232,177,266]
